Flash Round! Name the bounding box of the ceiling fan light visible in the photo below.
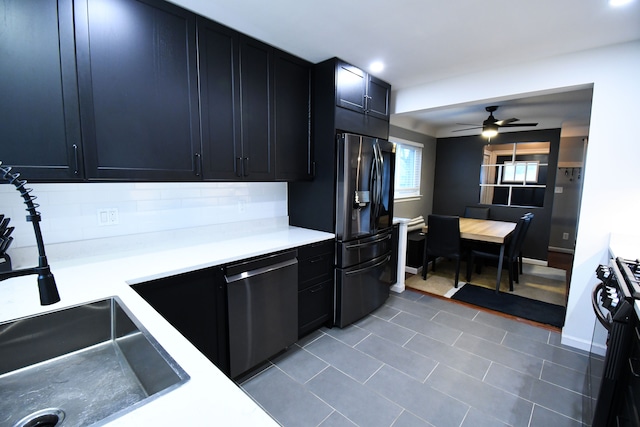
[482,124,498,138]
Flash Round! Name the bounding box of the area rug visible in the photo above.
[405,259,567,306]
[451,284,566,328]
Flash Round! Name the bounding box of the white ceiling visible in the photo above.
[169,0,640,138]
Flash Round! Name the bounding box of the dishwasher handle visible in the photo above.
[225,252,298,283]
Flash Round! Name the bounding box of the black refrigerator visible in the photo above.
[288,132,396,328]
[334,133,396,327]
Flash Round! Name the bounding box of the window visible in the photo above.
[479,142,549,207]
[393,138,423,199]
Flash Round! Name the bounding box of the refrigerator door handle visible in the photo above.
[370,141,383,230]
[344,233,392,249]
[345,255,391,276]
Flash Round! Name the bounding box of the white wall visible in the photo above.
[0,181,288,264]
[393,40,640,351]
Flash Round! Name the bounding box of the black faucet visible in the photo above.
[0,162,60,305]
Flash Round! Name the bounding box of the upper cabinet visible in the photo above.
[198,22,275,181]
[198,19,311,181]
[75,0,201,181]
[0,0,83,181]
[274,51,313,181]
[197,18,241,180]
[2,0,312,183]
[236,36,275,180]
[336,61,391,121]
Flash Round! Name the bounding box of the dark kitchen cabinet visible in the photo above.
[75,0,201,181]
[0,0,83,181]
[288,58,391,234]
[336,60,391,121]
[198,22,274,181]
[3,0,313,184]
[197,18,240,181]
[274,51,313,181]
[297,239,334,337]
[132,267,229,373]
[238,37,275,180]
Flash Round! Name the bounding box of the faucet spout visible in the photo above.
[0,162,60,305]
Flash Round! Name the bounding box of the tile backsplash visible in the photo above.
[0,181,288,251]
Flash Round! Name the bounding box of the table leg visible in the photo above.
[495,243,506,293]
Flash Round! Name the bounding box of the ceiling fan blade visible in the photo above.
[495,118,518,126]
[452,126,482,132]
[455,122,482,127]
[499,122,538,127]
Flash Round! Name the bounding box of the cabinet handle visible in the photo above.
[309,256,324,264]
[72,144,79,175]
[194,153,202,177]
[236,157,243,177]
[243,157,249,177]
[364,95,372,113]
[309,284,324,293]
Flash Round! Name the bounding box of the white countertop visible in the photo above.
[0,225,334,426]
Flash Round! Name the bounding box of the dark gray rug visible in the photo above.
[452,284,566,328]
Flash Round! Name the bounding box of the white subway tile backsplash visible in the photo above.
[0,181,289,252]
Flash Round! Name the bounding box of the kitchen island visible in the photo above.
[0,225,334,426]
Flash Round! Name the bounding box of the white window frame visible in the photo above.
[392,137,423,200]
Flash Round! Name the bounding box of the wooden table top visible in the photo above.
[422,217,517,244]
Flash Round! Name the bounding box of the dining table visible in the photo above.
[422,217,517,292]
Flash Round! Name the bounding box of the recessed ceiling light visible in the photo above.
[370,61,384,73]
[609,0,634,7]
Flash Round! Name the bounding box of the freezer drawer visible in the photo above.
[335,253,392,328]
[225,250,298,378]
[337,228,393,269]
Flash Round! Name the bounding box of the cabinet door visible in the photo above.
[131,268,228,372]
[238,36,274,180]
[0,0,82,181]
[274,51,312,181]
[75,0,200,181]
[336,61,367,113]
[198,18,242,180]
[366,74,391,120]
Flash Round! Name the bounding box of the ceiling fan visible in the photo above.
[454,106,538,138]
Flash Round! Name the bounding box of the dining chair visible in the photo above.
[463,206,490,219]
[466,215,530,291]
[518,212,534,274]
[422,214,462,287]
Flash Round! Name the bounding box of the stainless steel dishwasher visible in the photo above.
[224,250,298,378]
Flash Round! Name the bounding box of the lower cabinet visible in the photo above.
[131,267,229,373]
[132,241,335,377]
[297,239,335,337]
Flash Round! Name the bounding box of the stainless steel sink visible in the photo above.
[0,297,189,426]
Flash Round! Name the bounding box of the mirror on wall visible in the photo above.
[479,141,550,207]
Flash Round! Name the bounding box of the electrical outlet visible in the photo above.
[97,208,119,226]
[238,200,246,213]
[562,232,569,240]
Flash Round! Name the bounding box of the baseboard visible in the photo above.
[561,333,603,355]
[548,246,575,255]
[405,265,422,275]
[522,257,547,267]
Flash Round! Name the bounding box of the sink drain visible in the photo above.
[13,408,65,427]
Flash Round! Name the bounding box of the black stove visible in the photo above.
[617,258,640,298]
[590,257,640,427]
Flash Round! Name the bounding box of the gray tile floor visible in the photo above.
[238,290,590,427]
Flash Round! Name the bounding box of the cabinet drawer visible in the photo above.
[299,256,333,289]
[298,240,334,289]
[298,239,334,259]
[298,278,332,336]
